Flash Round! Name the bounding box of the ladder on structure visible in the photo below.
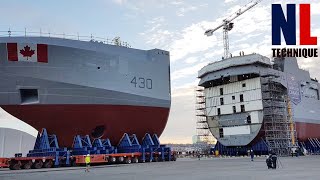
[195,87,216,146]
[261,76,297,156]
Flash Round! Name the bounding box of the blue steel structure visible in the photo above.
[18,129,174,168]
[72,135,116,156]
[27,129,70,167]
[213,138,320,156]
[212,139,269,156]
[142,133,172,161]
[299,138,320,154]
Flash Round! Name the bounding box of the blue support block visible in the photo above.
[33,133,42,150]
[161,147,165,160]
[92,139,103,147]
[152,134,160,146]
[49,134,59,149]
[73,135,92,148]
[54,151,60,167]
[33,129,59,150]
[92,138,115,154]
[65,151,70,166]
[72,135,94,155]
[141,148,146,162]
[40,129,50,149]
[130,134,140,146]
[147,147,153,162]
[213,139,269,156]
[142,134,155,147]
[117,133,142,153]
[118,133,132,147]
[27,128,63,158]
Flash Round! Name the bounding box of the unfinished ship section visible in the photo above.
[198,53,320,155]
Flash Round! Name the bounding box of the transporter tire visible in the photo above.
[153,157,159,162]
[109,157,116,164]
[9,162,21,170]
[22,161,32,169]
[172,155,177,161]
[117,157,124,163]
[132,157,139,163]
[33,161,43,169]
[124,158,131,164]
[43,160,53,168]
[71,159,77,167]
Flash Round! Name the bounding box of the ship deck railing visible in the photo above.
[0,28,131,48]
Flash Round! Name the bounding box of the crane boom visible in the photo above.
[227,0,263,23]
[204,0,263,58]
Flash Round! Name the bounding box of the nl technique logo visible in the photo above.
[272,4,318,58]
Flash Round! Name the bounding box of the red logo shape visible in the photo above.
[20,45,35,60]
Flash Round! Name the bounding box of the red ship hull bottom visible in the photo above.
[1,105,170,147]
[295,121,320,141]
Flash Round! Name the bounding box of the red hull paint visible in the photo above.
[250,121,320,146]
[296,122,320,141]
[1,105,170,147]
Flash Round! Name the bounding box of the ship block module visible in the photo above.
[198,54,320,155]
[0,36,171,147]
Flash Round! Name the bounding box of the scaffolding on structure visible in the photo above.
[261,77,297,156]
[195,87,216,145]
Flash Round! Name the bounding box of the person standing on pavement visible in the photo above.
[85,154,91,172]
[250,149,254,161]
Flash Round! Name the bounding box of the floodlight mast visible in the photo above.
[204,0,263,58]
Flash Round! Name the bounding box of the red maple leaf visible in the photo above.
[20,45,35,60]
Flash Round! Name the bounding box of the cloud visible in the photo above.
[204,49,225,59]
[298,56,320,80]
[311,2,320,15]
[112,0,127,5]
[141,1,270,62]
[160,86,197,144]
[170,1,184,6]
[139,16,175,48]
[224,0,238,3]
[171,61,209,80]
[184,56,199,64]
[176,4,208,17]
[169,21,218,62]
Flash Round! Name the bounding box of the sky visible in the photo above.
[1,0,320,144]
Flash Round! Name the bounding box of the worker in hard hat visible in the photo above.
[85,154,91,172]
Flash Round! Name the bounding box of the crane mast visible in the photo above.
[204,0,263,58]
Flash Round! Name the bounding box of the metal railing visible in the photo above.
[0,28,132,48]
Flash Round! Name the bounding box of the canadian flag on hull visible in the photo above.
[7,43,48,63]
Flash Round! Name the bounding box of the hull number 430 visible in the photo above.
[131,77,152,89]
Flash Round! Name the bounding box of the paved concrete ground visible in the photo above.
[0,156,319,180]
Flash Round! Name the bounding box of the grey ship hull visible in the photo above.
[0,37,171,146]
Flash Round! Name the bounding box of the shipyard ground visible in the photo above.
[1,156,320,180]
